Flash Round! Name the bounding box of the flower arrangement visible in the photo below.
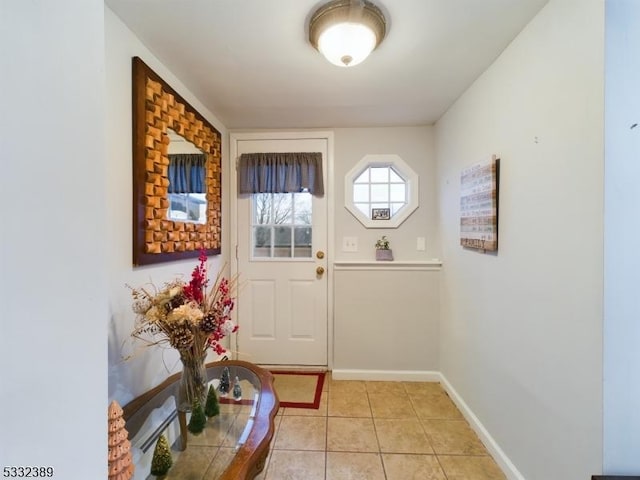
[375,235,393,261]
[375,235,390,250]
[128,251,238,411]
[128,251,238,359]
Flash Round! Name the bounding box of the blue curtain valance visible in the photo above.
[168,154,206,194]
[238,152,324,196]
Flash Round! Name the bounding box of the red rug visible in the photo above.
[270,371,326,409]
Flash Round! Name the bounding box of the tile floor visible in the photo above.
[256,373,506,480]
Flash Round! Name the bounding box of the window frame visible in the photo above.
[344,154,419,228]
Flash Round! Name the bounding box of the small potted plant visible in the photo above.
[375,235,393,261]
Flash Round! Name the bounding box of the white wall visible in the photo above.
[331,127,441,373]
[435,1,604,479]
[105,8,230,406]
[0,1,107,476]
[333,126,439,260]
[333,268,440,373]
[603,0,640,473]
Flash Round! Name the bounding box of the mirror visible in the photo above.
[132,57,222,266]
[166,129,207,225]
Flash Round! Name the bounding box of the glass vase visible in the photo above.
[176,351,208,412]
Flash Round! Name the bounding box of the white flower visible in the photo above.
[221,319,236,335]
[167,303,204,325]
[132,299,151,314]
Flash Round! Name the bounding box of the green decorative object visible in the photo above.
[187,399,207,435]
[205,384,220,417]
[150,434,172,477]
[375,235,390,250]
[219,366,231,396]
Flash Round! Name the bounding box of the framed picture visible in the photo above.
[460,155,500,252]
[371,208,391,220]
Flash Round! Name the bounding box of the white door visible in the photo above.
[232,134,329,366]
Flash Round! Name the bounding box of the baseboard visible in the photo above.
[438,373,526,480]
[331,369,441,382]
[259,365,328,372]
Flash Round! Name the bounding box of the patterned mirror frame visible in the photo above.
[132,57,222,266]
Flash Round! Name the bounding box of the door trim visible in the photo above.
[229,131,335,369]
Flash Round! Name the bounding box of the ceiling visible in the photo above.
[105,0,549,129]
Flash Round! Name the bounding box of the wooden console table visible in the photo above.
[123,360,279,479]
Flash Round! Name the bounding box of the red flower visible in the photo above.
[183,250,209,305]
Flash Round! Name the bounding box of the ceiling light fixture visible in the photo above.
[309,0,387,68]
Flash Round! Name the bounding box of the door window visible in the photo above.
[251,192,312,259]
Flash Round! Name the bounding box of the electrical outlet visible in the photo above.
[417,237,426,251]
[342,236,358,252]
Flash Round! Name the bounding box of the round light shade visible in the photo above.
[317,23,377,67]
[309,0,386,68]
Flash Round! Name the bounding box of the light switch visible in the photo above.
[417,237,426,251]
[342,236,358,252]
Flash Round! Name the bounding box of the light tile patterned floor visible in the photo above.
[257,374,506,480]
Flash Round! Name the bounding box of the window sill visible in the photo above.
[333,260,442,271]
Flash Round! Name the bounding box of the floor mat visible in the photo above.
[270,371,325,409]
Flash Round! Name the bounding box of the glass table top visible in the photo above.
[124,361,276,480]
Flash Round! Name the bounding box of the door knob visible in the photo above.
[316,250,325,259]
[316,266,325,276]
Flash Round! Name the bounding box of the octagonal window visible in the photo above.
[345,154,419,228]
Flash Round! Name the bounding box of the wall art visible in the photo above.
[460,155,499,252]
